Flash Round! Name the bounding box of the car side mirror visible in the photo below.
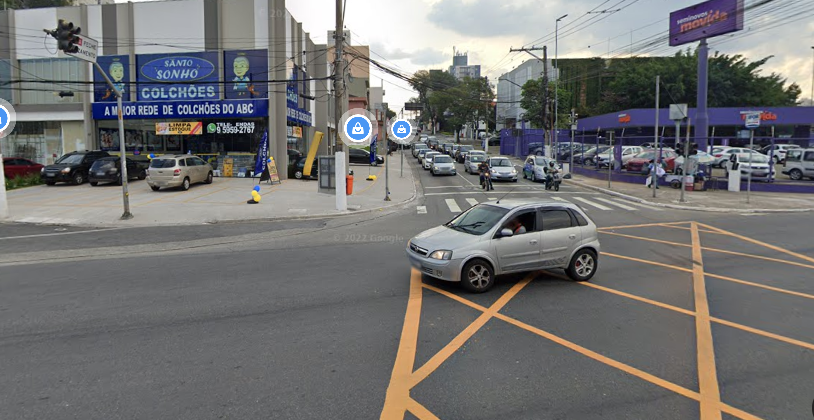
[499,228,514,238]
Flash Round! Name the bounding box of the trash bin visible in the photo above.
[684,175,694,191]
[346,171,354,195]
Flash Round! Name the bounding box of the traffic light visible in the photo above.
[45,19,80,52]
[66,24,82,53]
[690,142,698,156]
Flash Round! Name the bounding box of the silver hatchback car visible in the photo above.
[406,199,600,292]
[147,154,214,191]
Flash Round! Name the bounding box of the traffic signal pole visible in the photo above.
[94,62,132,219]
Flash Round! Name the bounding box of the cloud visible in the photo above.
[427,0,548,37]
[370,42,448,66]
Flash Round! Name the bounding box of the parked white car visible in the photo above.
[782,148,814,181]
[711,147,752,168]
[761,144,801,163]
[724,153,773,180]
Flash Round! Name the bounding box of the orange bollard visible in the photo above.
[346,173,353,195]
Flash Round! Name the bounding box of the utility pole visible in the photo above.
[333,0,346,211]
[652,75,660,198]
[509,45,548,157]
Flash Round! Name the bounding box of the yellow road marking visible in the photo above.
[356,164,386,195]
[600,231,814,271]
[698,222,814,265]
[661,224,733,235]
[596,221,690,231]
[183,185,232,203]
[691,223,723,420]
[380,269,424,420]
[405,398,441,420]
[423,284,487,312]
[407,275,533,388]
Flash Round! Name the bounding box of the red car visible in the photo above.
[624,150,677,173]
[3,157,44,179]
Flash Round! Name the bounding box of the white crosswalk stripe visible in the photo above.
[608,198,663,211]
[466,198,479,207]
[574,197,613,211]
[550,196,569,202]
[594,197,637,211]
[445,199,462,212]
[488,197,497,200]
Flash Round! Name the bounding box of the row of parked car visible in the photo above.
[412,140,523,181]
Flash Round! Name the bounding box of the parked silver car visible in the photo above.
[423,151,441,170]
[147,154,214,191]
[487,156,518,182]
[431,154,456,176]
[406,199,600,292]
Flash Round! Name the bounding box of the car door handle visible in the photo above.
[529,239,538,245]
[569,234,576,239]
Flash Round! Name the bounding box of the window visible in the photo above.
[445,204,509,236]
[541,209,573,231]
[500,210,537,235]
[0,60,10,102]
[18,58,82,104]
[804,152,814,161]
[786,150,802,162]
[569,209,589,227]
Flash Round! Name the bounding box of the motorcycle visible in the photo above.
[480,171,493,190]
[545,169,561,191]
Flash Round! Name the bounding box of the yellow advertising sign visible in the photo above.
[223,158,234,177]
[155,122,203,135]
[292,126,303,138]
[303,131,323,177]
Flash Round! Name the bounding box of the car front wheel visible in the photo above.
[205,171,214,184]
[461,259,495,293]
[567,249,597,282]
[789,169,803,181]
[72,173,84,185]
[151,185,160,191]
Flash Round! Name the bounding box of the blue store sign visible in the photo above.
[92,99,268,120]
[137,52,219,101]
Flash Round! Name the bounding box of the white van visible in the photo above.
[782,148,814,181]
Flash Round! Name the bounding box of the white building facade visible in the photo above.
[496,59,558,131]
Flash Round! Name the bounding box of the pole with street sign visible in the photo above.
[669,104,689,203]
[741,111,762,204]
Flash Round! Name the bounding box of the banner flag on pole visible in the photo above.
[254,129,269,176]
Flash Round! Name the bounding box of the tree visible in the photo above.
[519,80,572,129]
[7,0,71,8]
[597,50,801,113]
[408,70,459,128]
[431,76,493,140]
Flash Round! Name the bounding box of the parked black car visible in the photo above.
[349,148,384,165]
[289,156,318,179]
[89,156,147,186]
[41,150,110,185]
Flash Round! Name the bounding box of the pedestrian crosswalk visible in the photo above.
[428,194,653,214]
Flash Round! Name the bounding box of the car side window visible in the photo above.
[193,157,206,166]
[541,209,573,231]
[803,151,814,161]
[569,209,589,227]
[500,210,537,235]
[178,159,186,167]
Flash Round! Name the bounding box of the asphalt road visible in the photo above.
[1,142,813,420]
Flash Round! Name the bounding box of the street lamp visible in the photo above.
[555,14,568,158]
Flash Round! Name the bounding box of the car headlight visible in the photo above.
[490,169,496,173]
[433,166,439,170]
[61,167,71,173]
[429,250,452,260]
[511,169,517,174]
[40,168,45,174]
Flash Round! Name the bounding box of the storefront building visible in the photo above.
[1,0,324,180]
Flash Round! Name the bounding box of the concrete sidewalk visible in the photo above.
[3,151,418,227]
[569,173,814,213]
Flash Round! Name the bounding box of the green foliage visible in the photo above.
[7,0,72,9]
[435,76,493,136]
[5,173,43,190]
[519,79,572,129]
[598,50,801,113]
[409,70,460,126]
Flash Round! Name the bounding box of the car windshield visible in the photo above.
[491,158,510,167]
[470,156,484,162]
[55,154,84,164]
[150,159,177,168]
[534,158,548,165]
[740,154,769,163]
[434,156,452,163]
[445,204,509,236]
[460,146,473,151]
[91,159,116,170]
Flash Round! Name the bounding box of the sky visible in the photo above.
[123,0,814,110]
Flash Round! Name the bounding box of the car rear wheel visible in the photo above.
[181,177,190,191]
[567,249,597,282]
[138,169,147,180]
[90,181,98,186]
[151,185,160,191]
[461,259,495,293]
[789,169,803,181]
[584,158,594,166]
[72,173,84,185]
[294,170,303,179]
[205,171,214,184]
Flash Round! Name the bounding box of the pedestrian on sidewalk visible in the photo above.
[645,159,666,189]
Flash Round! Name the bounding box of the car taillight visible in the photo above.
[173,169,181,176]
[714,154,722,157]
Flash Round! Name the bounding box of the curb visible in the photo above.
[573,181,814,214]
[2,166,421,229]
